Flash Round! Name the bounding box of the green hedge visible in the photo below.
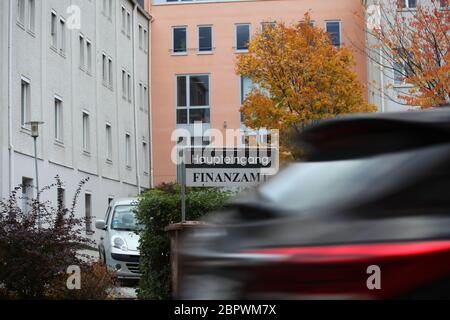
[136,183,231,300]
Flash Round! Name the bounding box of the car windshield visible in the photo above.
[258,145,450,213]
[111,205,142,231]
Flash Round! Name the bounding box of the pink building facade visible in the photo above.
[149,0,368,185]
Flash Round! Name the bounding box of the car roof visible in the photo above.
[110,198,139,207]
[298,108,450,161]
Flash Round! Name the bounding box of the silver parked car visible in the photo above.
[95,198,141,279]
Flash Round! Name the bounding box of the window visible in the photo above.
[102,54,107,83]
[18,0,25,25]
[121,7,126,32]
[236,24,250,51]
[86,40,92,73]
[20,78,30,127]
[82,112,90,151]
[125,133,131,168]
[173,27,187,54]
[122,70,127,98]
[144,85,148,112]
[51,11,58,48]
[394,48,414,84]
[85,193,93,234]
[60,19,66,54]
[54,97,63,142]
[143,29,148,52]
[108,0,113,19]
[28,0,35,32]
[127,12,131,37]
[176,75,210,124]
[143,141,149,174]
[139,83,143,110]
[397,0,417,9]
[261,21,276,32]
[57,187,65,209]
[108,58,113,88]
[79,35,85,68]
[106,124,112,160]
[326,21,341,47]
[240,76,253,122]
[139,25,143,49]
[127,74,132,101]
[198,26,212,52]
[21,177,34,214]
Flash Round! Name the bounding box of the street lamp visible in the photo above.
[25,121,44,229]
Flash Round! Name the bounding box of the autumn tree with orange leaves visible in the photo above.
[366,0,449,108]
[236,13,375,158]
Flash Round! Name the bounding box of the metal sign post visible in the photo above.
[181,160,186,223]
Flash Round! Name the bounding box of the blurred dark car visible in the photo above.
[179,108,450,300]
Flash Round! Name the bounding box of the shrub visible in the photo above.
[136,183,232,300]
[47,262,118,300]
[0,176,115,299]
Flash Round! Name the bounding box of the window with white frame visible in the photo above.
[240,76,253,123]
[127,73,132,101]
[102,53,107,83]
[28,0,35,32]
[144,29,148,52]
[325,21,341,47]
[176,75,210,125]
[59,18,66,55]
[108,58,113,89]
[82,112,90,151]
[397,0,417,9]
[79,35,85,68]
[144,85,148,112]
[198,25,212,52]
[125,133,131,168]
[261,21,276,32]
[139,25,143,49]
[86,40,92,73]
[54,97,63,142]
[21,78,31,127]
[236,24,250,51]
[393,48,414,84]
[173,26,187,54]
[139,83,143,110]
[51,11,58,48]
[127,12,131,37]
[122,70,127,98]
[121,7,126,32]
[18,0,25,25]
[106,124,112,160]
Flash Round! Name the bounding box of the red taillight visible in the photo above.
[243,241,450,299]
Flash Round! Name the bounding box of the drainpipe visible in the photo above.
[148,15,154,188]
[8,0,15,194]
[132,3,141,194]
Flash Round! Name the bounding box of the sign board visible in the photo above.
[182,147,279,187]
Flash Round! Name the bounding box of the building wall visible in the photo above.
[0,0,151,243]
[149,0,369,184]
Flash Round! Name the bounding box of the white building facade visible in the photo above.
[364,0,447,112]
[0,0,151,240]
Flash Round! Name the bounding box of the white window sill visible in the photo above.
[82,150,91,157]
[197,51,213,55]
[235,49,249,54]
[171,52,188,56]
[54,140,65,148]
